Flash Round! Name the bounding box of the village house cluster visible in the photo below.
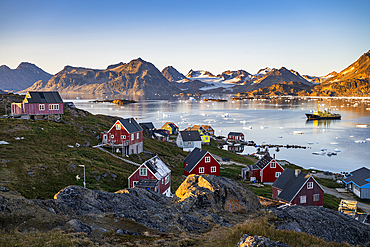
[10,91,369,207]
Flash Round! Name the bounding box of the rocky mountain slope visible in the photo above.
[312,50,370,96]
[161,66,186,82]
[21,58,180,99]
[0,62,52,92]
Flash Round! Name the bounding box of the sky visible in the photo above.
[1,0,369,76]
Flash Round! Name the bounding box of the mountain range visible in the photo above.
[0,62,52,91]
[1,50,369,98]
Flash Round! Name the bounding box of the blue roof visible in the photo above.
[343,167,370,188]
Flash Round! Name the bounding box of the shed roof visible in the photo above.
[118,118,143,133]
[135,179,159,188]
[179,130,202,142]
[228,132,243,136]
[183,147,208,173]
[25,91,63,103]
[140,122,155,130]
[272,168,311,203]
[343,167,370,187]
[255,153,273,169]
[152,129,169,137]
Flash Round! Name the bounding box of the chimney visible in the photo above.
[129,118,131,123]
[295,169,301,177]
[273,153,275,159]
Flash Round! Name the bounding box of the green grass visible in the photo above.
[245,183,273,199]
[315,178,343,189]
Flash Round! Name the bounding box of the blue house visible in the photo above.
[343,167,370,199]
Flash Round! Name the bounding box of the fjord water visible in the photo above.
[69,96,370,173]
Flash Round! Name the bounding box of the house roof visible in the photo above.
[343,167,370,187]
[272,169,312,203]
[140,122,155,130]
[143,156,171,180]
[118,118,143,133]
[179,130,202,142]
[255,153,273,169]
[183,147,208,173]
[201,125,213,130]
[152,129,169,137]
[228,132,243,136]
[135,179,159,188]
[161,122,178,129]
[25,91,63,104]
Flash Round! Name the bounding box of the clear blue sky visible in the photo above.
[1,0,369,76]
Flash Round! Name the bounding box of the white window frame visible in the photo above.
[121,135,126,139]
[307,182,313,189]
[116,124,121,130]
[275,172,281,178]
[39,104,45,111]
[137,132,139,139]
[199,167,204,173]
[139,167,147,176]
[165,175,170,184]
[205,156,211,163]
[313,194,319,202]
[131,134,134,141]
[48,104,59,110]
[300,195,306,204]
[132,181,138,188]
[111,135,114,139]
[211,166,216,173]
[270,162,276,168]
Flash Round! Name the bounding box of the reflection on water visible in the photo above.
[68,95,370,173]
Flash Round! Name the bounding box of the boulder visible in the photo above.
[237,234,290,247]
[65,219,91,235]
[269,206,370,246]
[172,174,261,213]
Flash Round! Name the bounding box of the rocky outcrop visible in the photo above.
[0,62,52,92]
[172,174,261,213]
[269,205,370,246]
[237,234,290,247]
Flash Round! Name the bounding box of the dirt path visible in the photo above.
[321,185,370,214]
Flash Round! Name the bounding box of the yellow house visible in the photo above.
[160,122,179,135]
[185,125,210,144]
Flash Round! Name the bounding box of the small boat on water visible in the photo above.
[305,107,341,120]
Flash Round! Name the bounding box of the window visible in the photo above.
[139,167,147,176]
[116,124,121,130]
[199,167,204,173]
[313,194,320,202]
[205,156,211,163]
[275,172,281,178]
[111,135,114,139]
[300,195,306,204]
[211,166,216,173]
[165,175,170,184]
[131,134,134,140]
[48,104,59,110]
[137,132,139,139]
[187,141,192,146]
[121,135,126,139]
[270,162,276,168]
[307,182,313,189]
[39,104,45,111]
[132,181,138,188]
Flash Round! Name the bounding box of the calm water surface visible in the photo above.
[67,96,370,173]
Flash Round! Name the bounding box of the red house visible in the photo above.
[272,169,324,206]
[244,153,284,183]
[183,147,220,176]
[227,132,244,141]
[11,91,64,120]
[128,156,171,197]
[101,118,143,155]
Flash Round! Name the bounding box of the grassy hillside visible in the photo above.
[0,96,256,199]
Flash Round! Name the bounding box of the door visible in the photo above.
[103,134,108,143]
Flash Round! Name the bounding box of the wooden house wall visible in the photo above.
[261,160,284,183]
[107,121,143,145]
[184,153,220,176]
[291,177,324,206]
[128,165,157,189]
[360,188,370,199]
